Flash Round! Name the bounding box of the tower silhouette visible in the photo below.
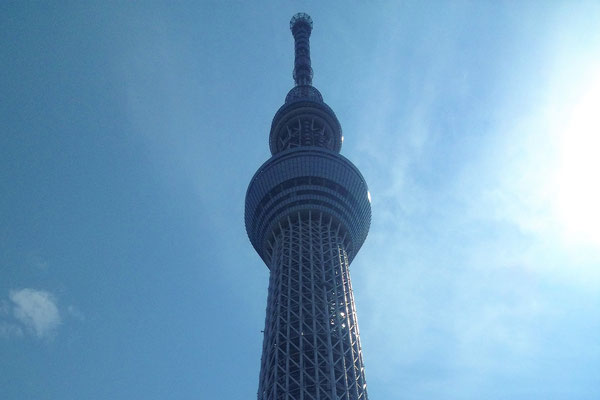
[245,13,371,400]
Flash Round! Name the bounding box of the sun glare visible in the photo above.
[555,70,600,246]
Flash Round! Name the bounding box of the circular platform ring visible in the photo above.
[245,147,371,265]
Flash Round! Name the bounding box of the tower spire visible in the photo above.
[290,13,313,86]
[269,13,343,155]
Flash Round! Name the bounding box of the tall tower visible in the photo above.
[245,13,371,400]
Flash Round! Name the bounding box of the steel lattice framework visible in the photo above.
[246,13,371,400]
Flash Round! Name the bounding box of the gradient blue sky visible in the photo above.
[2,2,600,399]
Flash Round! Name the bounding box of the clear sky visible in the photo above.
[1,2,599,399]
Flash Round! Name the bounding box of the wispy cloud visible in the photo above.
[4,289,62,339]
[67,305,85,322]
[345,5,600,395]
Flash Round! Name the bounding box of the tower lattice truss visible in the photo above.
[245,13,372,400]
[259,212,367,400]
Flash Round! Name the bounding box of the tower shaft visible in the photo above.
[258,212,367,400]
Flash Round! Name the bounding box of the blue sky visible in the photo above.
[1,2,599,399]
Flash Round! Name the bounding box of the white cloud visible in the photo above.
[9,289,61,339]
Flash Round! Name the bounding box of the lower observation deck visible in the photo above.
[245,147,371,266]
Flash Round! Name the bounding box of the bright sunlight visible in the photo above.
[555,69,600,246]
